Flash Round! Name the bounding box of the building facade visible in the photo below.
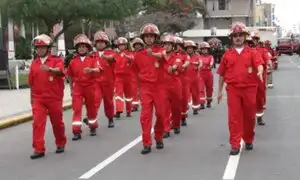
[254,2,276,26]
[203,0,255,29]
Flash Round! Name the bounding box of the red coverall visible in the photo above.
[114,50,133,114]
[199,54,214,104]
[187,54,203,110]
[266,47,277,67]
[133,46,166,147]
[162,53,183,133]
[178,53,190,119]
[131,51,140,110]
[28,56,67,153]
[67,56,99,133]
[217,47,263,149]
[93,50,115,120]
[254,47,270,116]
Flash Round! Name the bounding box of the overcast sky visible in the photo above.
[263,0,300,29]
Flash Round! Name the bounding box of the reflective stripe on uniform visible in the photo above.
[88,119,97,124]
[132,101,140,105]
[256,112,264,117]
[192,104,200,109]
[115,96,124,101]
[124,97,133,102]
[72,121,82,126]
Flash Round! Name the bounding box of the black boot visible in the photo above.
[163,132,170,138]
[193,109,198,115]
[200,104,205,109]
[90,128,96,136]
[181,119,187,126]
[206,103,212,108]
[141,146,151,155]
[174,128,180,134]
[126,112,131,117]
[132,107,139,112]
[30,152,45,159]
[83,118,89,126]
[245,143,253,150]
[229,148,240,155]
[156,141,164,149]
[114,112,121,118]
[108,119,115,128]
[55,146,65,154]
[257,117,265,126]
[72,133,81,141]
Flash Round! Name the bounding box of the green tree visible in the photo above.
[15,37,32,59]
[1,0,141,43]
[116,0,207,35]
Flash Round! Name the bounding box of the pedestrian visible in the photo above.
[130,37,145,112]
[175,37,190,126]
[199,42,214,108]
[133,23,166,154]
[67,34,101,140]
[217,22,264,155]
[265,40,277,88]
[28,34,67,159]
[252,33,272,125]
[159,35,183,138]
[91,31,116,128]
[185,40,204,115]
[114,37,134,118]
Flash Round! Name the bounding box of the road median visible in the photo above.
[0,102,72,130]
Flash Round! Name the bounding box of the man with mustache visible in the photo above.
[217,22,264,155]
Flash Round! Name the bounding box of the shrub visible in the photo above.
[15,37,32,60]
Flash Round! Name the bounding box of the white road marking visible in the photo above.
[79,136,142,179]
[222,140,244,180]
[288,57,300,68]
[79,129,154,179]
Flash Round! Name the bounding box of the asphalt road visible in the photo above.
[0,55,299,180]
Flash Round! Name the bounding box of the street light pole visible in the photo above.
[0,10,4,50]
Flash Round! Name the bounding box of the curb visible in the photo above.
[0,102,72,130]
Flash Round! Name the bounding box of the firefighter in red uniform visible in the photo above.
[133,23,165,154]
[160,35,183,138]
[67,34,101,140]
[252,33,272,125]
[199,42,214,108]
[114,37,134,117]
[217,22,264,155]
[175,37,190,126]
[131,37,144,111]
[92,31,115,128]
[28,34,67,159]
[265,40,277,88]
[185,40,203,115]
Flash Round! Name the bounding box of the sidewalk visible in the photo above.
[0,87,72,121]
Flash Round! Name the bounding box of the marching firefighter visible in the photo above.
[245,34,254,47]
[133,23,166,154]
[175,37,190,126]
[114,37,134,118]
[185,40,204,114]
[28,34,67,159]
[92,31,116,128]
[252,33,272,125]
[131,37,145,111]
[265,40,277,88]
[217,22,264,155]
[67,34,101,140]
[160,35,183,138]
[199,42,214,108]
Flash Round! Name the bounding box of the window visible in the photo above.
[218,0,226,10]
